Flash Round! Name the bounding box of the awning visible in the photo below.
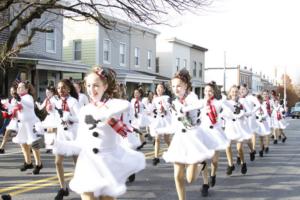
[191,78,205,88]
[10,55,89,73]
[111,67,169,84]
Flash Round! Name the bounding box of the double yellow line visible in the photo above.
[0,148,168,197]
[0,173,73,197]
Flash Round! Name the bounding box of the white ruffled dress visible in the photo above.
[239,95,261,133]
[59,99,146,198]
[149,95,173,136]
[52,96,80,156]
[271,104,288,129]
[221,99,253,142]
[196,98,230,151]
[255,104,271,136]
[141,97,155,127]
[12,94,41,145]
[118,106,141,150]
[5,98,19,132]
[163,93,214,164]
[130,98,150,129]
[38,96,60,129]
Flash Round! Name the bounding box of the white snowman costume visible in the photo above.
[149,95,173,136]
[130,98,149,129]
[255,103,272,136]
[195,97,230,151]
[56,99,145,198]
[163,92,214,164]
[142,97,155,126]
[52,96,80,156]
[3,98,19,132]
[221,99,253,142]
[12,94,41,145]
[118,104,141,150]
[263,98,274,128]
[239,94,261,133]
[36,96,60,150]
[271,102,288,129]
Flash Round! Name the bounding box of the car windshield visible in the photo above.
[296,102,300,107]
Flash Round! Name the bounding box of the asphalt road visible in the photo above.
[0,118,299,200]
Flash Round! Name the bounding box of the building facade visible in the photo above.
[63,18,167,97]
[156,37,207,97]
[0,8,88,98]
[206,65,276,94]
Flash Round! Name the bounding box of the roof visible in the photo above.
[18,53,60,61]
[105,67,170,83]
[10,54,89,73]
[166,37,208,51]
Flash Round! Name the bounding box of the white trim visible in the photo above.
[96,26,100,65]
[103,39,111,64]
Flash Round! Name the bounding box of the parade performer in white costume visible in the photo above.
[255,94,272,157]
[35,86,59,153]
[238,84,259,163]
[130,88,148,150]
[262,90,273,153]
[163,69,214,200]
[74,81,89,108]
[150,83,173,166]
[12,81,43,175]
[53,79,80,200]
[142,91,155,138]
[0,86,19,154]
[271,96,288,144]
[222,85,252,175]
[55,67,145,200]
[197,82,230,187]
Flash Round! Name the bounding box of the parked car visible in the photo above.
[291,102,300,119]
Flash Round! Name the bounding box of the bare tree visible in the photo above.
[0,0,212,68]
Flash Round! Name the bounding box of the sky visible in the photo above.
[151,0,300,84]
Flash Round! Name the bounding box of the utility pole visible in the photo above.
[284,66,287,111]
[223,51,226,92]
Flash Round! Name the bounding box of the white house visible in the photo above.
[156,37,207,97]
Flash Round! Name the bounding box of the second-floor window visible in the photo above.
[46,27,56,53]
[176,58,180,71]
[103,39,111,63]
[134,47,140,66]
[147,50,152,68]
[183,59,187,68]
[193,61,197,77]
[199,62,203,78]
[119,43,126,66]
[156,57,159,73]
[74,40,81,61]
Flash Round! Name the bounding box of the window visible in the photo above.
[134,47,140,66]
[103,39,111,63]
[183,59,187,68]
[119,43,126,66]
[46,27,56,53]
[147,50,152,68]
[176,58,180,71]
[155,57,159,73]
[73,40,81,61]
[193,61,197,77]
[199,62,203,78]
